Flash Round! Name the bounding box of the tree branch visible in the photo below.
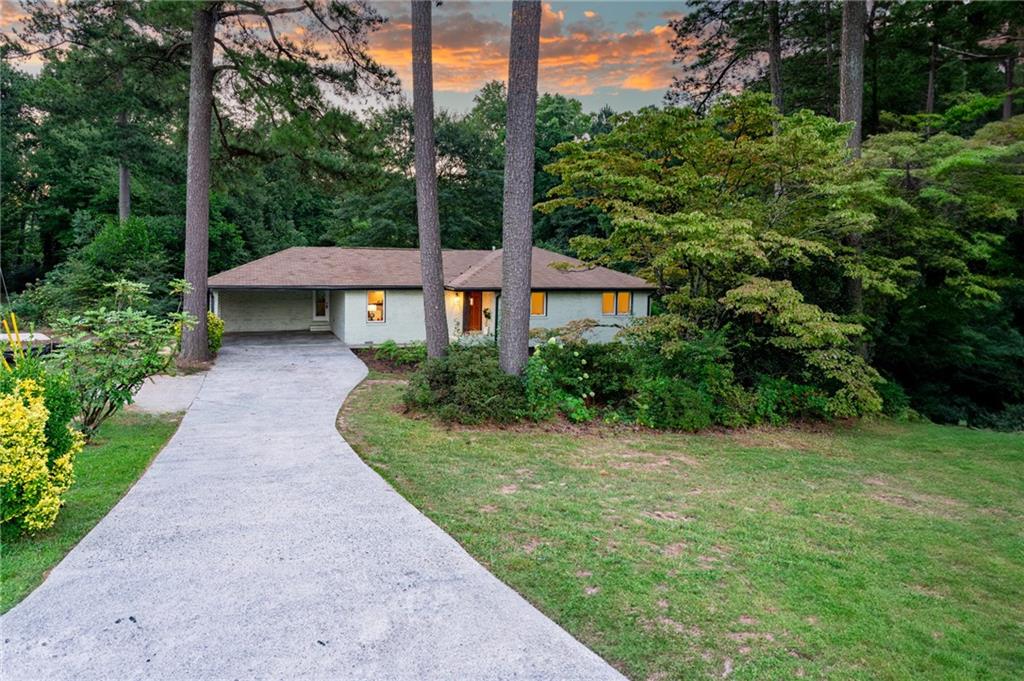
[217,2,308,20]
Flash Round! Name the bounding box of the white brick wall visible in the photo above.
[217,289,312,332]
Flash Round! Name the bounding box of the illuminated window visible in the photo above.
[602,291,633,316]
[366,290,385,322]
[617,291,632,315]
[530,291,547,316]
[602,292,616,315]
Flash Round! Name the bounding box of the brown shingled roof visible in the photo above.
[208,246,654,291]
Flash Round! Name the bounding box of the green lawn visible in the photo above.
[1,411,181,613]
[340,381,1024,681]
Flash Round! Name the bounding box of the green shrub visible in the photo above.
[754,378,830,425]
[536,340,631,404]
[626,329,753,429]
[974,404,1024,432]
[373,340,427,366]
[876,378,911,419]
[528,339,619,423]
[404,344,528,424]
[633,376,714,431]
[49,305,182,437]
[558,394,594,423]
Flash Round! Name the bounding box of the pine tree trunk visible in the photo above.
[924,38,938,136]
[498,0,541,376]
[1005,56,1016,121]
[411,0,448,358]
[824,1,835,118]
[118,108,130,222]
[179,6,216,365]
[767,0,784,114]
[839,0,865,157]
[840,0,865,327]
[866,2,880,136]
[118,160,131,222]
[925,41,937,116]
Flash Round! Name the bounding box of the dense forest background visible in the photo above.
[1,0,1022,429]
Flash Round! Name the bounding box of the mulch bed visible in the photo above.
[351,348,417,376]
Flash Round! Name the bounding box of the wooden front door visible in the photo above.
[463,291,483,333]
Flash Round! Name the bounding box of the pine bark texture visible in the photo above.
[866,2,880,135]
[118,160,131,222]
[411,1,449,359]
[925,40,938,117]
[179,6,216,364]
[924,37,938,136]
[1005,56,1016,121]
[767,0,784,114]
[499,0,541,376]
[839,0,865,157]
[840,0,865,323]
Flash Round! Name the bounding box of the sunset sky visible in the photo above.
[368,1,686,112]
[1,1,688,113]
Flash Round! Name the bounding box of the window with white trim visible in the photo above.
[366,290,385,322]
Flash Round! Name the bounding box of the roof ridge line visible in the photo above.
[447,248,503,287]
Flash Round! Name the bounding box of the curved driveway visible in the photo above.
[2,334,623,680]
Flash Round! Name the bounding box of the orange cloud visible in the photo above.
[367,1,679,97]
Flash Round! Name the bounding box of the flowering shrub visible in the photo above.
[526,339,596,423]
[1,314,84,533]
[524,352,559,421]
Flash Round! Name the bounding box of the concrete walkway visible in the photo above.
[2,334,624,681]
[128,373,206,414]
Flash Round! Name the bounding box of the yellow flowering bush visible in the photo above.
[0,378,82,532]
[2,312,84,533]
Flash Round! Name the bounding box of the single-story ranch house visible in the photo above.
[208,246,654,345]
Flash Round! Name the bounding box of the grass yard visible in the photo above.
[1,411,181,613]
[339,381,1024,681]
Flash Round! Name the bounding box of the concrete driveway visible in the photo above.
[2,334,623,680]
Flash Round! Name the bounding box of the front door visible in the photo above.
[313,290,329,322]
[463,291,483,333]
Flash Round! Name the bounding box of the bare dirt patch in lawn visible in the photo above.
[643,510,696,522]
[522,537,542,555]
[869,490,966,518]
[724,425,848,454]
[661,542,688,557]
